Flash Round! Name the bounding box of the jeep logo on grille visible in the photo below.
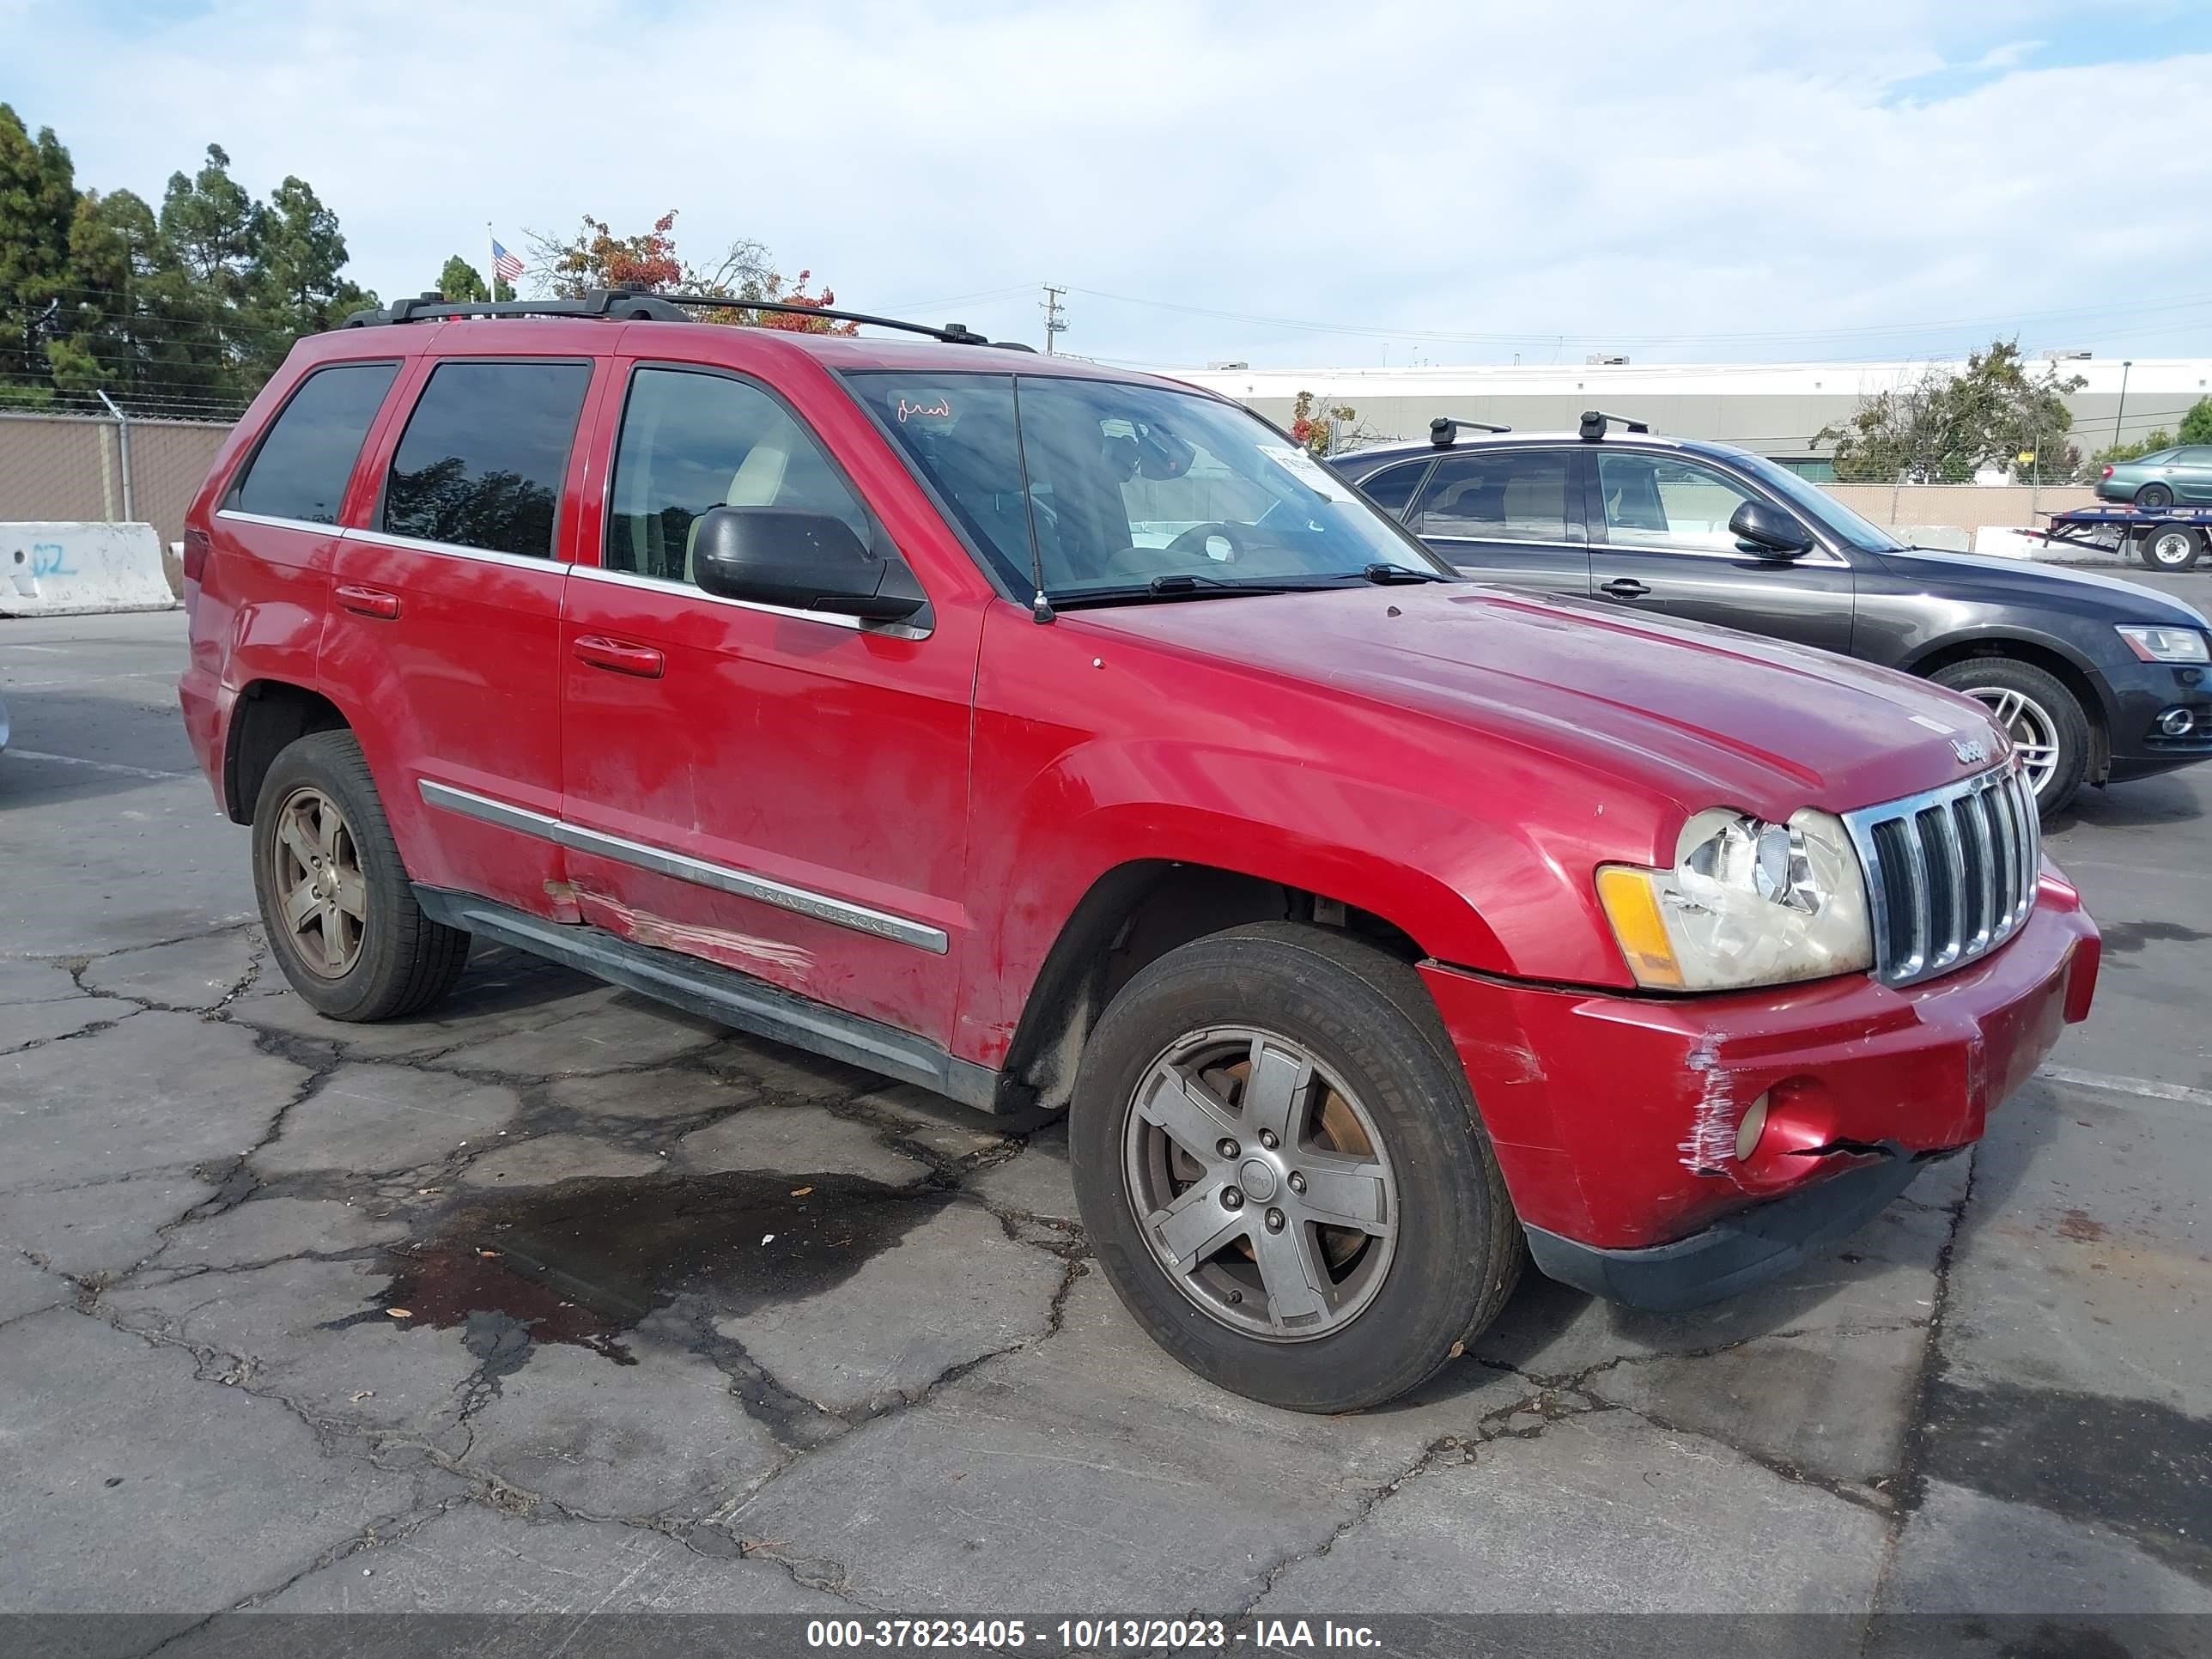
[1951,737,1990,766]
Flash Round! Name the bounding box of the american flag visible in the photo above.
[491,240,524,284]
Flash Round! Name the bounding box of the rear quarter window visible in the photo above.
[381,361,592,557]
[229,362,401,524]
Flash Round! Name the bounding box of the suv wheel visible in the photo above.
[1931,659,2089,817]
[252,731,471,1021]
[2139,525,2203,570]
[1071,922,1521,1413]
[2136,483,2174,511]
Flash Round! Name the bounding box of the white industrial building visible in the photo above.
[1171,356,2212,477]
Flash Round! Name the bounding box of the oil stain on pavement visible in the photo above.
[325,1170,953,1370]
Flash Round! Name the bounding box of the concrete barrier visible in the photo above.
[0,522,179,617]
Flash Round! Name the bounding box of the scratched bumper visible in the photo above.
[1419,866,2100,1257]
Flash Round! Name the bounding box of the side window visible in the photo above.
[2180,448,2212,465]
[1358,459,1431,521]
[1413,452,1570,543]
[382,361,592,557]
[606,368,871,586]
[230,362,399,525]
[1595,453,1760,555]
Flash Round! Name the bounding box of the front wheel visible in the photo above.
[2139,525,2203,570]
[1070,922,1522,1413]
[1931,658,2090,818]
[251,730,471,1021]
[2136,483,2174,511]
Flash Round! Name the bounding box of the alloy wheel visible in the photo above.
[1965,686,2060,797]
[270,785,368,977]
[1122,1025,1397,1341]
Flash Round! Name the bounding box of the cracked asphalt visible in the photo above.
[2,598,2206,1635]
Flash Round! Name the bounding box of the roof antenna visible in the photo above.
[1007,377,1054,623]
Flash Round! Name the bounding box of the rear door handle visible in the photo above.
[335,583,400,619]
[1600,577,1651,599]
[573,635,665,678]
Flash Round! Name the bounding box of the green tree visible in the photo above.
[1821,339,2083,484]
[2179,397,2212,447]
[250,175,374,363]
[434,254,509,303]
[2086,428,2174,472]
[0,104,80,401]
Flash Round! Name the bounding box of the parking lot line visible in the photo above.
[4,748,190,780]
[2038,1062,2212,1110]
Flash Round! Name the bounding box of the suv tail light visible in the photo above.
[183,526,212,584]
[2100,465,2114,479]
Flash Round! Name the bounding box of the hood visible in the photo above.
[1876,546,2212,629]
[1073,584,2008,820]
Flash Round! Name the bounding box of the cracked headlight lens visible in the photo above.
[1596,807,1873,992]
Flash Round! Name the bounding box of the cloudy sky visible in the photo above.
[8,0,2211,368]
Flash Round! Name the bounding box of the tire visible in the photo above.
[251,730,471,1021]
[2136,483,2174,511]
[1930,658,2091,818]
[1070,921,1522,1413]
[2138,525,2203,570]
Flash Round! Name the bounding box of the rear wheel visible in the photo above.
[1931,658,2090,817]
[2136,483,2174,511]
[2139,525,2203,570]
[1071,922,1522,1413]
[252,730,470,1020]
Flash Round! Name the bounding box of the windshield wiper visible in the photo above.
[1356,562,1451,584]
[1050,573,1340,611]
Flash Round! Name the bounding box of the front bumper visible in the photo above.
[2100,653,2212,781]
[1522,1151,1937,1312]
[1420,870,2099,1276]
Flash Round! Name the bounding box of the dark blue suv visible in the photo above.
[1334,417,2212,817]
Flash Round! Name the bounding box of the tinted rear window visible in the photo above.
[382,361,592,557]
[231,362,399,524]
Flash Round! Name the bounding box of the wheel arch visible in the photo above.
[222,678,353,823]
[997,858,1437,1116]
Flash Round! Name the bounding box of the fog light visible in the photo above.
[1735,1091,1771,1164]
[2158,707,2197,737]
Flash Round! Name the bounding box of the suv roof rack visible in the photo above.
[1429,416,1513,447]
[1578,410,1650,441]
[339,286,1036,349]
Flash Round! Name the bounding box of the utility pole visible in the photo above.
[2113,360,2132,449]
[1041,285,1068,355]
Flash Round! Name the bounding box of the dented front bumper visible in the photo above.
[1421,863,2100,1279]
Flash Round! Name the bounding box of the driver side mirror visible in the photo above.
[690,507,926,623]
[1730,500,1816,559]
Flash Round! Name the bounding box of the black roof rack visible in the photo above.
[339,285,1036,349]
[1578,409,1650,441]
[1429,416,1512,447]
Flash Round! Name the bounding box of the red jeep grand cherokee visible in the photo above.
[179,289,2100,1412]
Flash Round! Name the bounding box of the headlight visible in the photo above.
[2116,624,2210,663]
[1596,807,1873,992]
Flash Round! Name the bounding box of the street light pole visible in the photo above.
[2113,360,2132,449]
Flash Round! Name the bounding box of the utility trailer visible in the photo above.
[2041,503,2211,571]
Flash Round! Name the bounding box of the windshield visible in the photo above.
[1728,451,1905,552]
[845,371,1449,600]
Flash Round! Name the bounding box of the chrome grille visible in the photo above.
[1844,764,2039,988]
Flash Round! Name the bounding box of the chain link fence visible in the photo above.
[0,402,234,550]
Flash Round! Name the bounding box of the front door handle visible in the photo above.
[573,635,665,678]
[1600,577,1651,600]
[335,583,400,619]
